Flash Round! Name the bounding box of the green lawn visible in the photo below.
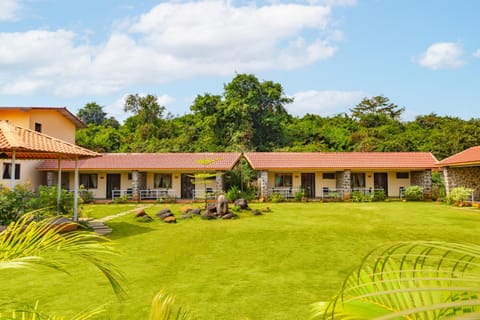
[3,202,480,319]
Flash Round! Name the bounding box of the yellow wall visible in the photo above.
[28,110,77,143]
[0,160,44,189]
[388,171,410,197]
[0,110,30,127]
[316,172,336,197]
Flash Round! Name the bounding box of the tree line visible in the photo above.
[76,74,480,160]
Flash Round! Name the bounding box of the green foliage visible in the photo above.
[149,291,192,320]
[294,190,305,202]
[225,185,240,202]
[268,192,285,203]
[77,102,107,125]
[447,187,474,205]
[351,190,385,202]
[0,184,35,224]
[404,185,424,201]
[312,241,480,320]
[431,171,446,201]
[34,185,75,214]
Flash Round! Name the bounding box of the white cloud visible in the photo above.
[417,42,464,70]
[474,49,480,58]
[288,90,365,116]
[0,0,21,21]
[0,1,343,98]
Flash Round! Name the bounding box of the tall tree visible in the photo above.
[77,102,107,125]
[350,95,405,128]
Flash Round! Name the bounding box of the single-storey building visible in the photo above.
[244,152,438,199]
[438,146,480,200]
[38,153,242,200]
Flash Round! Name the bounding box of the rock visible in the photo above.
[163,216,177,223]
[157,211,174,220]
[201,211,217,220]
[137,214,153,222]
[180,213,193,219]
[206,203,217,213]
[252,209,262,216]
[221,212,237,219]
[234,198,249,210]
[158,208,171,215]
[217,194,229,216]
[191,208,201,215]
[135,209,147,217]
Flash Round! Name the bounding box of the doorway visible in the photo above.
[301,173,316,198]
[181,173,194,199]
[374,172,388,196]
[106,174,121,199]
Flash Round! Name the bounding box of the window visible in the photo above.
[322,172,336,180]
[80,174,98,189]
[34,122,42,132]
[154,174,172,188]
[127,173,132,180]
[396,172,409,179]
[351,173,366,188]
[275,173,292,187]
[2,163,20,180]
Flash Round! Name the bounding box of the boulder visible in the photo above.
[191,208,201,215]
[252,209,262,216]
[221,213,237,220]
[158,208,171,215]
[163,216,177,223]
[234,198,249,210]
[135,209,147,217]
[137,214,153,222]
[201,211,217,220]
[180,213,193,219]
[157,211,174,220]
[217,194,229,216]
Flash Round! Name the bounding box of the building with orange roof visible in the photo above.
[437,146,480,199]
[244,152,438,199]
[38,153,242,200]
[0,107,87,188]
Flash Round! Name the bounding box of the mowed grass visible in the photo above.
[3,202,480,319]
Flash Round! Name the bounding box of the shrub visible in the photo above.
[351,191,370,203]
[225,186,240,202]
[446,187,474,205]
[0,184,35,224]
[404,186,424,201]
[268,192,285,203]
[372,190,386,202]
[294,190,305,202]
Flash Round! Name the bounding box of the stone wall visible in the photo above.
[410,170,433,199]
[131,171,146,200]
[216,171,224,192]
[46,171,57,187]
[336,170,351,199]
[443,166,480,199]
[259,171,268,198]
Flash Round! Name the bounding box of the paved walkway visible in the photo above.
[83,205,153,236]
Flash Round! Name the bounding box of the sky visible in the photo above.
[0,0,479,122]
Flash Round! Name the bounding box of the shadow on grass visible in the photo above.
[106,221,156,239]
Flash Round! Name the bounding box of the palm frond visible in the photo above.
[0,301,106,320]
[0,214,127,299]
[149,291,192,320]
[313,241,480,319]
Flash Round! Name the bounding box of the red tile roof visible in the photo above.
[437,146,480,167]
[0,120,99,159]
[244,152,438,170]
[38,152,242,171]
[0,106,87,128]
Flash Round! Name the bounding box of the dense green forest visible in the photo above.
[76,74,480,160]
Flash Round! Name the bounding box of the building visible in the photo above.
[438,146,480,200]
[244,152,438,199]
[38,153,242,200]
[0,107,86,188]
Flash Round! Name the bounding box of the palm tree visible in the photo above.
[312,241,480,319]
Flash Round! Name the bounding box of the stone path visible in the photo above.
[83,205,153,236]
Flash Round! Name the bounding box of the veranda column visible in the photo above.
[259,170,268,199]
[423,169,433,199]
[131,170,139,201]
[216,171,224,193]
[73,157,79,222]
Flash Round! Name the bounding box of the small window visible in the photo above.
[34,122,42,132]
[154,174,172,188]
[322,172,336,180]
[396,172,409,179]
[2,163,20,180]
[79,174,98,189]
[275,174,292,187]
[127,173,132,180]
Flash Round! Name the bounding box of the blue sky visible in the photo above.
[0,0,479,122]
